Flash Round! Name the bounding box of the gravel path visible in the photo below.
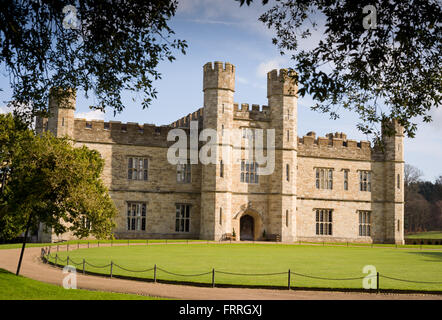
[0,244,440,300]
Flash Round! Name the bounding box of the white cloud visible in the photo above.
[0,105,12,114]
[75,109,105,121]
[256,58,289,78]
[237,76,249,84]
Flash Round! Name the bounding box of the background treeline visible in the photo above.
[405,164,442,233]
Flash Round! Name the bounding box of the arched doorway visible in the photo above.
[240,215,254,241]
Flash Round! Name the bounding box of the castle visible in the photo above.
[36,61,405,244]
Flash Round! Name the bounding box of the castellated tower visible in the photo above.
[267,69,298,242]
[200,62,235,240]
[36,88,76,138]
[382,120,405,244]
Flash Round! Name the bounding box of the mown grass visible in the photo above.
[0,239,205,250]
[406,231,442,240]
[47,243,442,293]
[0,268,164,300]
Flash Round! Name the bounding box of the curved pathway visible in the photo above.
[0,245,440,300]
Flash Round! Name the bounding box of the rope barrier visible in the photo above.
[380,274,442,284]
[113,263,155,273]
[290,271,367,281]
[43,254,442,286]
[216,270,288,276]
[156,267,212,277]
[85,261,111,268]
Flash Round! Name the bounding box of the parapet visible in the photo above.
[170,107,204,128]
[49,87,76,110]
[233,103,271,121]
[73,118,189,147]
[203,61,235,92]
[267,69,297,98]
[298,131,372,160]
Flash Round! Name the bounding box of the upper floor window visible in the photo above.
[315,209,333,235]
[128,158,148,180]
[240,160,259,184]
[177,163,191,183]
[358,210,371,236]
[176,204,190,232]
[315,168,333,190]
[220,160,224,178]
[397,174,401,189]
[286,164,290,182]
[359,171,371,192]
[343,170,349,191]
[127,202,146,231]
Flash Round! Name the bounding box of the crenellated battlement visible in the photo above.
[298,131,372,160]
[170,107,204,128]
[267,68,297,98]
[73,118,188,147]
[233,103,271,121]
[203,61,235,92]
[203,61,235,73]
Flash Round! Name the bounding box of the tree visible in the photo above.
[0,1,187,123]
[237,0,441,139]
[0,114,118,274]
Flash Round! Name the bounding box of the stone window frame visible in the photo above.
[176,162,191,183]
[175,203,191,233]
[358,170,372,192]
[126,202,147,231]
[127,157,148,181]
[342,169,350,191]
[315,208,333,236]
[240,160,259,184]
[358,210,371,236]
[315,167,334,190]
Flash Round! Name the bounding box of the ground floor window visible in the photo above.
[315,209,333,235]
[176,204,190,232]
[127,202,146,231]
[359,211,371,236]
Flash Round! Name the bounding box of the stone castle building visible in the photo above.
[36,61,404,244]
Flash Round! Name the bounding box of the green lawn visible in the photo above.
[0,239,205,250]
[0,268,163,300]
[46,243,442,292]
[406,231,442,239]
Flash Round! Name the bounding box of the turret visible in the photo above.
[381,119,405,244]
[200,62,235,240]
[46,88,76,138]
[267,69,298,242]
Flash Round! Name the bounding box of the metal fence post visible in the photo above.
[83,259,85,274]
[67,256,69,266]
[55,254,58,265]
[154,264,157,283]
[77,242,79,250]
[88,242,90,248]
[67,243,69,252]
[288,269,291,290]
[110,261,113,278]
[377,272,380,294]
[57,245,59,252]
[98,241,100,247]
[212,268,215,288]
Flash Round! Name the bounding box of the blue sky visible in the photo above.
[0,0,441,181]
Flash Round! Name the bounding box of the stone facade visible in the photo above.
[36,61,405,244]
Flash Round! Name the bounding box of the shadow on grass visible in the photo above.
[407,251,442,262]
